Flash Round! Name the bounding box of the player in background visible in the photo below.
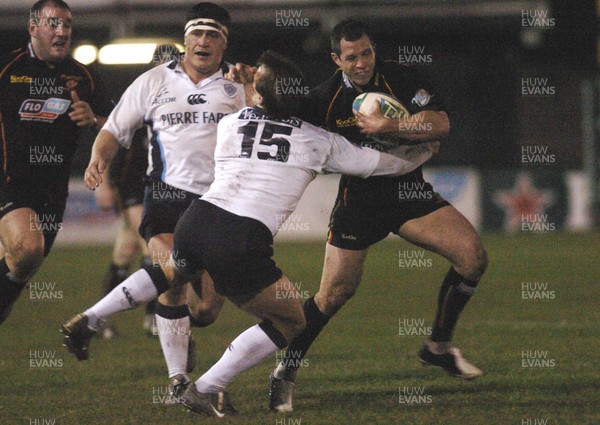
[61,2,251,402]
[0,0,112,324]
[94,126,151,339]
[94,45,181,339]
[122,50,435,417]
[269,19,488,412]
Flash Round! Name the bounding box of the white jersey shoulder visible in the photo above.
[103,60,245,195]
[201,107,381,234]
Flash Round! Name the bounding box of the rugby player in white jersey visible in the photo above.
[152,50,435,416]
[61,2,251,403]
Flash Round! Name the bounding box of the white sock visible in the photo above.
[195,324,279,393]
[156,313,191,378]
[84,269,158,329]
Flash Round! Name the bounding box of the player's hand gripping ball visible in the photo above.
[353,92,439,156]
[352,92,410,147]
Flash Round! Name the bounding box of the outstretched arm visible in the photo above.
[324,132,433,178]
[371,144,433,177]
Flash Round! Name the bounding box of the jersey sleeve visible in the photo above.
[323,132,380,178]
[102,74,150,149]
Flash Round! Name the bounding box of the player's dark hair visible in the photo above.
[30,0,71,22]
[255,50,305,119]
[185,2,231,28]
[330,19,374,55]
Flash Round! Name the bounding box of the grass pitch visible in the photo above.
[0,233,598,424]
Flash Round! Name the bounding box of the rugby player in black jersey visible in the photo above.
[270,19,488,412]
[0,0,112,324]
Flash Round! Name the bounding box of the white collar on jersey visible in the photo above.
[173,60,225,87]
[342,72,365,93]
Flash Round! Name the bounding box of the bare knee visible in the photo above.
[188,301,222,327]
[159,285,186,306]
[454,238,488,281]
[281,312,306,343]
[315,279,359,316]
[9,240,44,279]
[267,305,306,343]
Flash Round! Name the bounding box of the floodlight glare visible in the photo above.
[97,39,184,65]
[73,45,98,65]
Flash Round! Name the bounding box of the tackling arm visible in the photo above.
[325,132,433,178]
[371,143,433,177]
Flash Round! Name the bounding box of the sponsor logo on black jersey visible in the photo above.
[187,93,207,105]
[18,98,71,123]
[335,116,357,128]
[10,75,33,84]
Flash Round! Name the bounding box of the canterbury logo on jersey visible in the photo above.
[187,93,207,105]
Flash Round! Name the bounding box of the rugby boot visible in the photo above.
[61,314,96,360]
[418,344,482,379]
[269,363,297,412]
[182,385,238,417]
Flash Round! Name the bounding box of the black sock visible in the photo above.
[146,299,157,315]
[101,263,129,296]
[281,296,331,370]
[0,258,28,324]
[142,262,170,295]
[259,320,288,349]
[430,267,478,342]
[155,302,189,319]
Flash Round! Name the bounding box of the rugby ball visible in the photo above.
[352,92,410,147]
[352,92,439,156]
[352,92,410,120]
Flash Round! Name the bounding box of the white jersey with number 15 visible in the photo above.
[202,107,418,235]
